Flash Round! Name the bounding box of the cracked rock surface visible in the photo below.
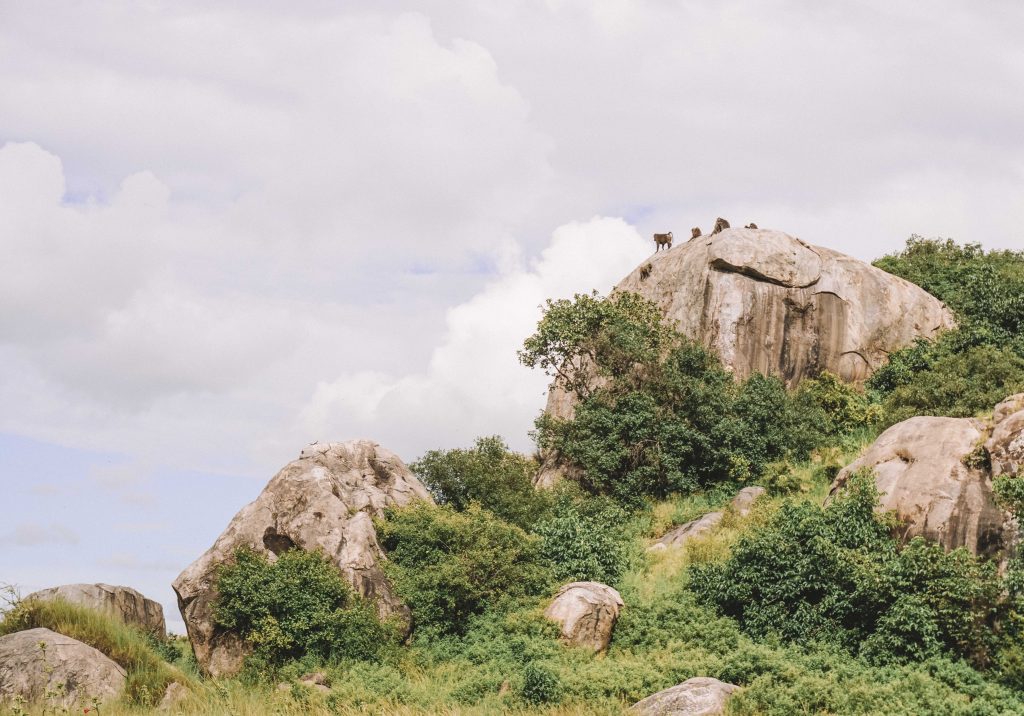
[544,582,624,652]
[630,676,739,715]
[26,583,166,636]
[172,440,432,676]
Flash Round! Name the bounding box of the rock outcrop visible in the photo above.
[829,415,1011,558]
[0,628,125,708]
[538,228,953,485]
[172,440,432,676]
[650,486,765,551]
[544,582,624,652]
[630,677,739,715]
[988,395,1024,480]
[26,583,166,636]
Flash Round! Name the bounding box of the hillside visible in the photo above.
[3,234,1024,716]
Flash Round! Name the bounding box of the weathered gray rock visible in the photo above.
[0,628,125,708]
[987,402,1024,480]
[172,439,432,676]
[730,486,766,517]
[537,229,953,485]
[650,512,724,552]
[829,416,1008,557]
[544,582,624,652]
[630,677,739,715]
[650,487,765,552]
[26,583,165,636]
[158,681,189,711]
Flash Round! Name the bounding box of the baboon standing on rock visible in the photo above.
[710,217,730,235]
[652,231,673,251]
[691,227,702,240]
[745,223,758,229]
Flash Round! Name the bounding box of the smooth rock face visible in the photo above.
[26,583,166,636]
[0,628,126,707]
[630,677,739,715]
[730,486,766,517]
[544,582,624,652]
[172,440,432,676]
[993,394,1024,426]
[538,229,953,485]
[830,416,1008,557]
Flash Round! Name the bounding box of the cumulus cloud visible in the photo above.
[0,523,79,547]
[299,217,649,456]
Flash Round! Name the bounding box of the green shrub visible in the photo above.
[214,547,396,669]
[520,662,561,705]
[376,503,552,636]
[691,472,1002,666]
[410,436,550,529]
[534,489,635,585]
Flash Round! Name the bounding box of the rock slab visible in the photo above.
[650,486,765,551]
[544,582,624,652]
[630,677,739,715]
[26,583,166,636]
[830,416,1008,557]
[172,439,432,676]
[0,628,125,707]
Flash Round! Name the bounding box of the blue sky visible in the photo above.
[2,1,1023,633]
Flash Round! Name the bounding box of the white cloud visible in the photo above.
[1,523,79,547]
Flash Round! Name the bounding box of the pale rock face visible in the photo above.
[830,416,1008,557]
[730,486,765,517]
[26,583,166,636]
[544,582,624,652]
[539,229,953,485]
[993,394,1024,426]
[987,403,1024,480]
[172,439,432,677]
[630,677,740,715]
[0,628,126,708]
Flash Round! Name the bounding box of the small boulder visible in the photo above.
[0,628,126,708]
[630,677,739,715]
[829,416,1008,557]
[158,681,189,711]
[544,582,624,652]
[26,583,166,636]
[172,439,432,676]
[650,512,723,551]
[730,486,765,517]
[993,393,1024,425]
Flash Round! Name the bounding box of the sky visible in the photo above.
[1,1,1023,634]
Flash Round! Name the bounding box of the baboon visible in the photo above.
[710,217,730,235]
[653,231,673,251]
[745,222,758,229]
[639,263,653,280]
[691,227,702,240]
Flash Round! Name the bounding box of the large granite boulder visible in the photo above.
[0,628,125,708]
[544,582,624,652]
[26,583,165,636]
[630,677,739,715]
[987,397,1024,480]
[538,228,953,485]
[829,416,1009,557]
[172,440,432,676]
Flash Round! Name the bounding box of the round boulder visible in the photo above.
[630,677,739,715]
[829,416,1008,557]
[544,582,624,652]
[0,628,125,708]
[172,439,432,676]
[26,583,165,636]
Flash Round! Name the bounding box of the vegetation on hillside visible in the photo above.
[4,235,1024,715]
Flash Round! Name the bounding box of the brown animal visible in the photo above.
[745,223,758,229]
[710,217,730,235]
[653,231,673,251]
[691,227,702,239]
[640,263,653,280]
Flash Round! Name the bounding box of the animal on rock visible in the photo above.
[691,227,702,239]
[745,223,758,229]
[653,231,673,251]
[711,217,730,234]
[640,263,653,280]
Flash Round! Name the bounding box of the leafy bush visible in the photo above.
[410,436,550,529]
[376,502,552,636]
[533,489,635,585]
[520,662,562,705]
[691,472,1003,666]
[793,371,881,437]
[214,547,396,668]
